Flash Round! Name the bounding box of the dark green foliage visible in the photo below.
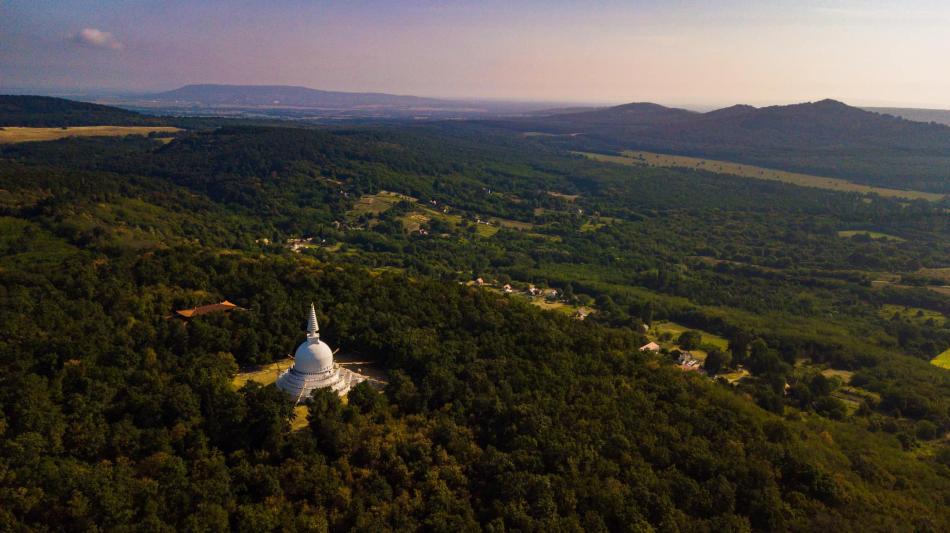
[704,348,730,375]
[0,95,163,126]
[3,248,948,529]
[677,330,703,350]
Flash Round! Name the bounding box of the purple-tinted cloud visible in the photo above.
[70,28,124,50]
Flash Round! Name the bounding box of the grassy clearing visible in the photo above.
[347,191,413,218]
[474,223,500,237]
[0,126,181,144]
[719,369,750,384]
[837,230,905,242]
[290,405,311,431]
[928,286,950,297]
[820,368,855,384]
[931,348,950,370]
[232,361,292,389]
[879,304,945,326]
[526,232,561,242]
[420,206,462,225]
[487,217,534,230]
[547,191,579,201]
[917,267,950,283]
[579,151,945,202]
[398,212,430,232]
[529,299,572,313]
[580,221,606,232]
[652,321,729,350]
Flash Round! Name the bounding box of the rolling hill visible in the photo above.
[0,95,162,127]
[120,84,565,119]
[506,99,950,193]
[866,106,950,127]
[151,83,454,109]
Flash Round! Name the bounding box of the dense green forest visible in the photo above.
[3,112,950,530]
[0,95,165,127]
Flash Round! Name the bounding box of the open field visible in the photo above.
[932,348,950,370]
[232,360,291,389]
[821,368,855,384]
[0,126,181,144]
[838,230,905,241]
[720,369,750,384]
[487,216,535,230]
[652,321,729,350]
[917,267,950,283]
[547,191,579,201]
[398,212,430,232]
[579,150,945,202]
[528,298,577,315]
[347,191,413,218]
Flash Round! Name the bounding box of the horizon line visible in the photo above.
[2,84,950,113]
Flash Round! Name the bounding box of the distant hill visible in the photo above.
[865,107,950,127]
[526,99,950,149]
[505,99,950,193]
[0,95,160,127]
[151,84,458,109]
[129,84,570,119]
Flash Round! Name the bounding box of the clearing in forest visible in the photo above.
[917,267,950,283]
[232,360,291,389]
[0,126,181,144]
[931,348,950,370]
[347,191,414,218]
[879,304,945,326]
[547,191,579,201]
[837,230,905,242]
[487,216,534,230]
[820,368,855,383]
[579,150,945,202]
[652,321,729,351]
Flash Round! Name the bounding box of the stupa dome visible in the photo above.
[293,338,334,374]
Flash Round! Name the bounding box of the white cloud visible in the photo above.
[70,28,124,50]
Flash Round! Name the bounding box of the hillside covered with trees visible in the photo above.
[0,95,165,127]
[498,99,950,193]
[3,108,950,530]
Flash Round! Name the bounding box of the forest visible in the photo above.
[3,106,950,530]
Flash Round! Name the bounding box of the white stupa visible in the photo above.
[276,303,360,401]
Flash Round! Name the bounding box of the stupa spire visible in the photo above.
[307,303,320,340]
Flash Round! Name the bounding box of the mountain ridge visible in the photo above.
[505,98,950,192]
[151,83,454,109]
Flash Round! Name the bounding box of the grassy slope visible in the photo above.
[0,126,180,144]
[579,150,945,201]
[932,349,950,369]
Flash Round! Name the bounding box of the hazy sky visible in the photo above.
[2,0,949,108]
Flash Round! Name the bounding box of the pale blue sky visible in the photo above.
[2,0,949,107]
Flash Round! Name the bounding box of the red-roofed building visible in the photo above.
[175,300,242,318]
